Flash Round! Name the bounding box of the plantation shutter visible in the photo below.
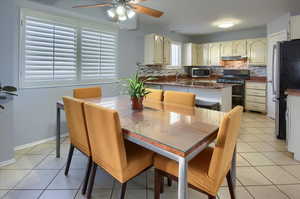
[81,29,117,80]
[23,16,77,85]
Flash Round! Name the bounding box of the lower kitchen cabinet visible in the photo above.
[245,82,267,113]
[287,94,300,160]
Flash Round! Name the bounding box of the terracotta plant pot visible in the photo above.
[131,97,144,110]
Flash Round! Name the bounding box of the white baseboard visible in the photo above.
[14,133,68,151]
[0,158,16,167]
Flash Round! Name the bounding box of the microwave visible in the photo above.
[191,68,211,77]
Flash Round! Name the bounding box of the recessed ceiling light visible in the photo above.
[218,22,235,29]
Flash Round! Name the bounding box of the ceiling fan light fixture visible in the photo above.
[116,5,126,16]
[118,14,128,21]
[218,22,235,28]
[107,8,116,18]
[127,9,136,18]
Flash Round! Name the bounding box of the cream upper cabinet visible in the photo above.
[144,34,171,65]
[247,38,267,66]
[163,37,171,65]
[291,15,300,40]
[232,40,247,56]
[220,41,233,57]
[209,42,221,66]
[202,43,210,66]
[183,43,201,66]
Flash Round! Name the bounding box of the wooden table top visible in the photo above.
[58,95,225,157]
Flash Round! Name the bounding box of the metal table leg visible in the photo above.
[178,157,188,199]
[56,104,61,158]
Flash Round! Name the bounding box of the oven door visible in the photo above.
[192,69,210,77]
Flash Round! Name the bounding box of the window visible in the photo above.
[170,41,182,68]
[20,9,118,88]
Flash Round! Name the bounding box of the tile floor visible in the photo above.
[1,112,300,199]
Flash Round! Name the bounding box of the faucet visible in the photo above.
[176,72,181,82]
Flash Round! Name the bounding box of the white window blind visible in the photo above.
[23,16,77,85]
[81,29,117,80]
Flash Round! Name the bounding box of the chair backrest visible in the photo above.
[73,86,102,99]
[208,106,243,185]
[84,102,127,173]
[164,91,196,107]
[144,88,163,102]
[63,97,91,156]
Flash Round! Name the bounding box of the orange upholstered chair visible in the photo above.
[83,103,154,199]
[164,90,196,107]
[62,97,92,195]
[73,86,102,99]
[144,88,163,102]
[154,106,243,199]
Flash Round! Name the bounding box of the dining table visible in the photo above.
[55,95,236,199]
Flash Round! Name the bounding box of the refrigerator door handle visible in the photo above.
[272,44,277,95]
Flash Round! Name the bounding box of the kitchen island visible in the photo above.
[145,79,232,112]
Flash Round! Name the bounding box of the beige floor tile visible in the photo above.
[75,188,111,199]
[218,186,253,199]
[237,167,272,186]
[0,170,30,189]
[256,166,300,184]
[92,168,114,189]
[278,184,300,199]
[0,155,45,170]
[237,154,251,167]
[26,144,55,155]
[247,142,277,152]
[68,155,88,170]
[35,155,67,170]
[237,143,257,153]
[0,190,8,198]
[2,190,42,199]
[240,153,275,166]
[39,190,77,199]
[263,152,300,165]
[239,135,263,142]
[281,165,300,180]
[243,128,266,134]
[246,185,289,199]
[127,172,147,189]
[15,170,59,189]
[47,169,85,190]
[147,188,208,199]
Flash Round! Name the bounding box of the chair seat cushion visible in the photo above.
[154,147,217,195]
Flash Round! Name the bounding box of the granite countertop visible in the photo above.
[286,89,300,96]
[145,79,232,89]
[246,76,267,83]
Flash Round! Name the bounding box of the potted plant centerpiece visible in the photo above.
[125,74,153,110]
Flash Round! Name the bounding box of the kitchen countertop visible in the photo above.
[246,76,267,83]
[145,79,232,89]
[286,89,300,96]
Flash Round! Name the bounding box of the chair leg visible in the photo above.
[160,177,164,193]
[226,170,236,199]
[119,182,127,199]
[64,144,74,176]
[86,162,97,199]
[154,169,162,199]
[208,196,216,199]
[81,156,92,195]
[167,176,172,186]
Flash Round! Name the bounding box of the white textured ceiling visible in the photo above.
[136,0,300,35]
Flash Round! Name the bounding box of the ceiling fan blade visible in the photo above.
[73,3,112,8]
[130,4,164,18]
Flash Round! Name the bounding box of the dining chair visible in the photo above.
[62,96,92,195]
[153,106,243,199]
[83,103,154,199]
[144,88,163,102]
[164,90,196,107]
[73,86,102,99]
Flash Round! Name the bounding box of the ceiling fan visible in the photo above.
[73,0,164,21]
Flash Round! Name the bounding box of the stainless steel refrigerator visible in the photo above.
[272,39,300,140]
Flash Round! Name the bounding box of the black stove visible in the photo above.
[217,70,250,109]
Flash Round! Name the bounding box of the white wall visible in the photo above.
[0,0,189,162]
[267,13,291,35]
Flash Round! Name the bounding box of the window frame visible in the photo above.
[167,40,182,69]
[19,8,119,89]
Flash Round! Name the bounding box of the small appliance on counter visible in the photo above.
[189,67,211,77]
[217,69,250,109]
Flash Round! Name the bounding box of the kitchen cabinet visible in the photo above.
[144,34,170,65]
[232,40,247,56]
[220,41,233,57]
[247,38,267,66]
[183,43,201,66]
[245,81,267,113]
[202,43,210,66]
[291,15,300,40]
[286,94,300,160]
[209,43,221,66]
